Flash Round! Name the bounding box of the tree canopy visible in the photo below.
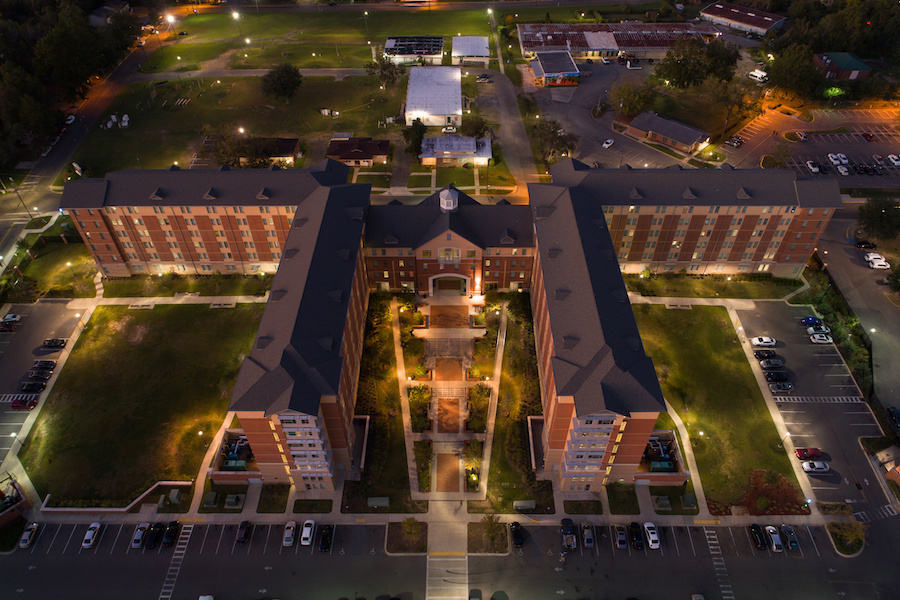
[608,81,654,117]
[654,38,740,89]
[766,44,823,98]
[858,198,900,241]
[261,64,303,101]
[365,52,406,89]
[402,119,427,156]
[533,119,578,163]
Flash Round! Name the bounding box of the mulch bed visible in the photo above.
[430,306,468,328]
[437,398,459,433]
[434,357,463,381]
[708,469,811,516]
[435,453,459,492]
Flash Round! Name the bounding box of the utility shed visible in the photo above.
[451,36,490,67]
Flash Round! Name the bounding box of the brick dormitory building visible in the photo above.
[60,159,840,494]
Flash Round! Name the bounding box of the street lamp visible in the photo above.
[364,11,368,32]
[778,432,790,448]
[66,261,77,278]
[166,14,175,32]
[176,55,182,79]
[722,276,732,293]
[232,11,242,37]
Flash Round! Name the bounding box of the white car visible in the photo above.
[19,523,39,549]
[643,522,660,549]
[602,139,614,149]
[836,165,850,176]
[805,160,819,173]
[837,153,849,164]
[765,525,784,552]
[810,333,833,344]
[40,146,51,157]
[750,336,776,347]
[82,522,101,549]
[888,154,900,167]
[802,461,829,473]
[601,57,610,64]
[65,115,76,125]
[1,314,21,322]
[806,325,831,335]
[827,153,841,166]
[864,252,885,262]
[131,522,149,549]
[283,521,296,547]
[441,126,457,134]
[796,132,808,142]
[300,519,315,546]
[867,258,891,269]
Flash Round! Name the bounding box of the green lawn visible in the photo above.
[408,385,432,433]
[7,242,96,302]
[436,166,475,189]
[19,304,263,506]
[414,440,432,493]
[292,499,333,513]
[102,273,272,298]
[257,484,290,513]
[607,483,640,515]
[624,273,802,299]
[563,500,604,515]
[68,76,403,177]
[632,305,799,507]
[466,384,490,433]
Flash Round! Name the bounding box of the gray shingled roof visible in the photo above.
[549,159,842,209]
[529,182,666,417]
[628,111,709,147]
[230,182,371,416]
[60,160,350,210]
[535,51,578,75]
[365,187,533,249]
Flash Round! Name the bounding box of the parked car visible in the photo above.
[0,322,15,332]
[780,525,800,551]
[754,349,776,359]
[810,333,833,344]
[510,522,523,548]
[750,336,776,347]
[796,131,808,142]
[768,382,794,394]
[145,522,164,548]
[827,153,842,166]
[28,369,52,380]
[582,523,595,549]
[643,522,660,550]
[82,523,101,549]
[20,382,45,393]
[873,154,885,166]
[162,521,180,547]
[765,525,784,552]
[807,325,831,335]
[300,520,315,546]
[602,139,614,149]
[765,371,789,382]
[863,132,874,142]
[867,258,891,269]
[888,154,900,167]
[800,316,822,326]
[805,160,818,173]
[795,447,822,460]
[748,524,767,550]
[1,313,21,322]
[802,461,830,473]
[615,525,628,549]
[236,521,251,544]
[864,252,886,263]
[283,521,296,547]
[601,57,610,64]
[319,524,334,552]
[19,523,39,549]
[11,397,38,409]
[560,518,577,550]
[131,523,149,549]
[65,115,76,125]
[441,126,457,133]
[629,522,644,550]
[837,165,850,176]
[43,338,67,348]
[886,406,900,429]
[759,358,785,369]
[33,360,57,370]
[837,153,849,164]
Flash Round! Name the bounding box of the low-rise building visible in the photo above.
[419,135,491,167]
[700,2,786,37]
[238,138,302,167]
[530,51,579,86]
[404,67,463,127]
[813,52,871,81]
[451,36,490,67]
[384,36,443,65]
[326,136,390,167]
[626,111,710,154]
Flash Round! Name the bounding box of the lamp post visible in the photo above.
[8,177,33,219]
[364,11,369,33]
[66,261,78,278]
[232,11,242,37]
[176,56,182,80]
[166,14,175,32]
[777,432,790,449]
[722,276,732,293]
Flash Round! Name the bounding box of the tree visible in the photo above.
[261,64,303,101]
[459,115,489,139]
[33,4,106,101]
[770,140,793,167]
[858,198,900,241]
[365,52,406,89]
[198,124,278,168]
[402,118,427,156]
[704,38,740,83]
[533,119,578,163]
[704,78,752,142]
[608,80,654,117]
[654,38,709,88]
[766,44,823,98]
[481,514,504,544]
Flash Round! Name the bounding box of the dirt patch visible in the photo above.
[437,398,459,433]
[107,314,133,334]
[467,521,509,554]
[430,306,468,328]
[127,324,149,345]
[435,358,463,381]
[708,469,811,516]
[435,453,459,493]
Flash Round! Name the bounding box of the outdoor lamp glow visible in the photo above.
[166,15,174,23]
[232,11,239,19]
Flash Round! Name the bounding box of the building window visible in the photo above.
[422,250,432,258]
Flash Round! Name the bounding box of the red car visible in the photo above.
[11,398,38,410]
[795,447,822,460]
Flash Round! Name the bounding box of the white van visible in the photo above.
[748,69,768,83]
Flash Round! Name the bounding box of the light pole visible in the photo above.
[232,11,242,37]
[364,11,368,33]
[721,276,732,293]
[176,56,181,80]
[8,177,33,219]
[66,261,78,278]
[166,14,175,32]
[777,432,790,448]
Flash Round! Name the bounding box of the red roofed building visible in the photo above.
[700,2,786,37]
[326,137,390,167]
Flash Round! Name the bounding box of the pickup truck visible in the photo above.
[559,518,577,551]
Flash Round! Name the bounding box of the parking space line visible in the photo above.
[731,527,742,557]
[198,525,209,554]
[62,525,76,554]
[806,526,821,557]
[671,527,679,556]
[263,524,271,555]
[110,524,123,554]
[46,524,62,555]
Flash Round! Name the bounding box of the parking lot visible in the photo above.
[738,302,891,512]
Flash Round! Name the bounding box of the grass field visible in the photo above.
[19,304,263,506]
[69,76,403,176]
[632,304,799,506]
[624,273,802,299]
[102,273,272,298]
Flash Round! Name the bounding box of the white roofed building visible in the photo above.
[419,135,492,166]
[404,67,463,127]
[451,36,491,67]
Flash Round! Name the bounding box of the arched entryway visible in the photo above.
[430,274,469,296]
